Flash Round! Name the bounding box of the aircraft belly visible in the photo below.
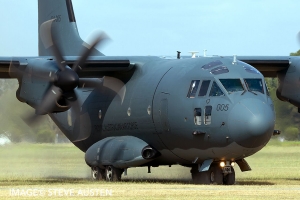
[172,142,264,163]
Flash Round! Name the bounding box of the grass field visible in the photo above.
[0,140,299,199]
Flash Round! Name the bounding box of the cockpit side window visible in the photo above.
[187,80,200,98]
[219,79,244,93]
[265,81,270,96]
[199,80,211,97]
[244,79,264,94]
[209,81,225,96]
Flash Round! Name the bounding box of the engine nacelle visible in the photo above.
[85,136,160,169]
[13,59,70,112]
[276,57,300,108]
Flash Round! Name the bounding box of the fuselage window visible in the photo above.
[187,80,200,98]
[204,106,212,125]
[202,60,223,70]
[244,79,264,94]
[210,66,229,75]
[209,81,225,96]
[219,79,244,93]
[242,63,260,74]
[194,108,202,125]
[199,80,211,96]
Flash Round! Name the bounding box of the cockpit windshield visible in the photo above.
[244,79,264,94]
[219,79,244,93]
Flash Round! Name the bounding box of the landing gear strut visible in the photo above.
[223,167,235,185]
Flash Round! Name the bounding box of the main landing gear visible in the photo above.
[91,166,123,182]
[191,161,235,185]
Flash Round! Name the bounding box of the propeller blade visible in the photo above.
[103,76,126,104]
[8,58,23,79]
[78,78,103,89]
[22,113,43,127]
[40,19,66,71]
[65,91,91,142]
[72,32,110,72]
[36,85,62,115]
[72,111,91,142]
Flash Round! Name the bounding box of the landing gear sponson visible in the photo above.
[86,137,252,184]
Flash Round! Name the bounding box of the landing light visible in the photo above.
[220,161,225,167]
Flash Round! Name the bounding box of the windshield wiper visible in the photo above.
[248,90,257,95]
[244,82,257,95]
[241,83,247,95]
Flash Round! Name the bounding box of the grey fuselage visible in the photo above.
[50,56,275,166]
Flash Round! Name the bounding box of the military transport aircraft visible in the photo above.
[0,0,297,185]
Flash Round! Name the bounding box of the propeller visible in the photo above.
[25,19,109,128]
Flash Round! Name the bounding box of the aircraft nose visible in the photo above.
[228,98,275,148]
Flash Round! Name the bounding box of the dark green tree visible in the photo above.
[290,49,300,56]
[264,49,300,140]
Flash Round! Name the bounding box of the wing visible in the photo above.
[0,56,134,79]
[237,55,300,109]
[237,56,291,77]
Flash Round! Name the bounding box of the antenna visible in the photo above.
[177,51,181,59]
[189,51,199,58]
[232,55,237,64]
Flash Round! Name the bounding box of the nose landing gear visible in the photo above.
[191,161,235,185]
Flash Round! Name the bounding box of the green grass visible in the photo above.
[0,140,299,199]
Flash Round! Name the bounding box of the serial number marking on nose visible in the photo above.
[216,104,229,111]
